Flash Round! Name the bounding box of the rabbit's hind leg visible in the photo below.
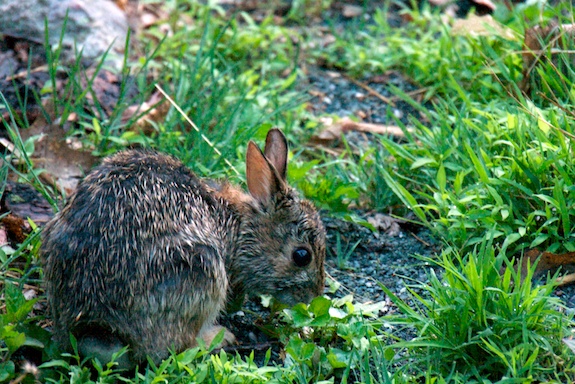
[75,324,136,370]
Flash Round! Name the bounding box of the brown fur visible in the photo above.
[41,129,325,368]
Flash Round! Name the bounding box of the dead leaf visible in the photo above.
[0,214,31,243]
[0,225,8,246]
[139,1,171,29]
[342,5,363,18]
[564,338,575,354]
[558,273,575,286]
[122,91,169,135]
[475,0,496,8]
[2,181,55,227]
[16,100,98,193]
[429,0,453,5]
[318,33,336,48]
[515,249,575,285]
[451,14,517,40]
[366,213,403,236]
[520,23,575,94]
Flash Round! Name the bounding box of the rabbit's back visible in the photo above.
[42,150,232,364]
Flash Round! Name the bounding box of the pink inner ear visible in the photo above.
[246,141,274,204]
[264,129,288,180]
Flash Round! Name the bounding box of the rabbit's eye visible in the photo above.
[292,247,312,267]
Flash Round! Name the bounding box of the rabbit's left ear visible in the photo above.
[246,137,286,207]
[263,128,288,181]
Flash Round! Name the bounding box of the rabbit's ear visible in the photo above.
[246,141,285,205]
[263,128,288,181]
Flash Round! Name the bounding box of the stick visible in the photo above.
[155,84,240,176]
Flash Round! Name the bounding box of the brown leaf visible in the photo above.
[0,225,8,246]
[515,249,575,285]
[139,2,170,29]
[1,214,31,243]
[17,101,98,193]
[2,181,55,227]
[366,213,403,236]
[451,14,516,40]
[342,5,363,18]
[122,91,169,135]
[564,338,575,354]
[520,23,575,94]
[470,0,496,11]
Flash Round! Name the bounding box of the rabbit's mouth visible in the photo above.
[272,281,323,306]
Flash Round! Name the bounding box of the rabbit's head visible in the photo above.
[226,129,326,307]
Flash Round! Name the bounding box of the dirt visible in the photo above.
[306,67,426,127]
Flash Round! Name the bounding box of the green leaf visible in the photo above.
[384,347,395,361]
[207,328,225,351]
[285,303,312,327]
[411,157,437,169]
[326,348,349,369]
[1,325,26,353]
[0,361,15,382]
[437,163,446,192]
[4,283,35,323]
[308,296,331,317]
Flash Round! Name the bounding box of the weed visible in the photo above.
[330,232,361,270]
[382,239,575,382]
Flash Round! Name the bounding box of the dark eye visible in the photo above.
[292,247,312,267]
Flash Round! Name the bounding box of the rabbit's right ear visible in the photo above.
[246,141,286,206]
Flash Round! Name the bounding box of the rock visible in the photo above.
[0,0,129,68]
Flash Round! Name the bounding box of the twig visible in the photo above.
[5,65,49,81]
[408,231,431,247]
[557,272,575,287]
[342,74,396,107]
[155,84,240,176]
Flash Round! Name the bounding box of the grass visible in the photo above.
[2,0,575,382]
[383,239,574,381]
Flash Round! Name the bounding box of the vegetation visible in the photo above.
[2,0,575,382]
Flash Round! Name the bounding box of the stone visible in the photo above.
[0,0,129,68]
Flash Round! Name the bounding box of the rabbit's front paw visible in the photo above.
[199,325,237,348]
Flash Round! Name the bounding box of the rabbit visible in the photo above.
[40,128,326,369]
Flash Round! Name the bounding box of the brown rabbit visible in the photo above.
[41,128,326,369]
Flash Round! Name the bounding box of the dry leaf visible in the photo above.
[2,181,55,227]
[564,338,575,354]
[520,23,575,94]
[23,288,37,300]
[428,0,453,5]
[122,91,169,135]
[139,2,171,29]
[342,5,363,18]
[366,213,403,236]
[318,33,336,48]
[1,214,31,243]
[451,14,516,40]
[0,225,8,246]
[515,249,575,285]
[17,100,98,193]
